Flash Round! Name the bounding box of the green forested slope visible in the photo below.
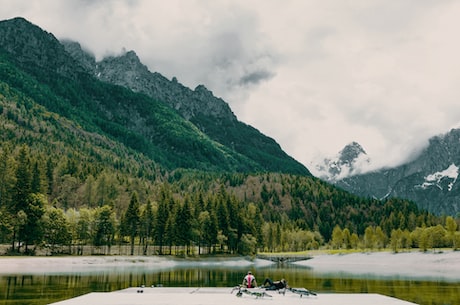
[0,17,309,174]
[0,50,259,172]
[0,17,452,256]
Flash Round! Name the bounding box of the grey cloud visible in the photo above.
[3,0,460,172]
[239,70,274,86]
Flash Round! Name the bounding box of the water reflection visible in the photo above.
[1,263,458,305]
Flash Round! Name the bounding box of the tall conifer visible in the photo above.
[124,192,140,255]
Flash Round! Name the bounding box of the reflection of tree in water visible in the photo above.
[1,266,459,305]
[153,268,244,287]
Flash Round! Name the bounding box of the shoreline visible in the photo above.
[295,250,460,281]
[0,255,272,275]
[1,250,459,281]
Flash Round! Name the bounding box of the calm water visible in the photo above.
[1,260,458,305]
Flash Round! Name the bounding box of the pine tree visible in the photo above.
[12,145,32,252]
[124,192,140,255]
[31,159,47,194]
[13,145,32,213]
[0,145,14,209]
[140,200,154,255]
[20,193,46,253]
[45,157,54,195]
[155,185,172,255]
[176,198,193,254]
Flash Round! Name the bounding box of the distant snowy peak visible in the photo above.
[314,142,371,181]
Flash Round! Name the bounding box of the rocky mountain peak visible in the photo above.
[339,141,366,165]
[333,128,460,215]
[194,84,212,95]
[63,40,237,122]
[0,16,310,176]
[0,17,81,77]
[102,50,144,70]
[314,141,370,181]
[60,39,96,72]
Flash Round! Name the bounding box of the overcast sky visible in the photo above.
[2,0,460,175]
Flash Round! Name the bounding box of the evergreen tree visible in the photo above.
[31,160,47,194]
[13,145,32,213]
[19,193,46,253]
[155,185,173,255]
[176,198,193,254]
[266,223,274,252]
[226,196,240,252]
[12,145,32,252]
[83,175,96,208]
[165,203,177,255]
[140,200,154,255]
[199,210,218,254]
[45,157,54,195]
[215,198,230,252]
[0,145,14,209]
[124,192,140,255]
[275,222,281,251]
[0,207,13,244]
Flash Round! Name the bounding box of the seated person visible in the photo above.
[262,278,288,290]
[242,271,257,288]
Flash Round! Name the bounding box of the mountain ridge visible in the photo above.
[0,17,309,175]
[0,17,442,250]
[61,37,308,175]
[325,129,460,215]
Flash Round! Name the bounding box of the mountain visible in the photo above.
[313,141,370,181]
[0,17,439,248]
[330,129,460,215]
[61,40,309,175]
[0,17,309,175]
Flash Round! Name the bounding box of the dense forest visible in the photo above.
[0,17,459,257]
[1,142,458,256]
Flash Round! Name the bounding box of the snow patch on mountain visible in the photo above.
[421,163,458,191]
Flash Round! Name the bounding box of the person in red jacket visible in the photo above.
[242,271,257,288]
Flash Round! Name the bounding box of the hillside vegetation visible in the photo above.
[0,17,458,256]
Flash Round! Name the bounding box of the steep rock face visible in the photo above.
[0,17,309,175]
[62,40,310,175]
[315,141,370,181]
[0,18,82,78]
[334,129,460,215]
[0,18,238,171]
[61,41,235,121]
[59,40,96,73]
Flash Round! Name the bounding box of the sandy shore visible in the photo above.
[1,251,459,281]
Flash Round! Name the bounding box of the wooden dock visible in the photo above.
[48,287,419,305]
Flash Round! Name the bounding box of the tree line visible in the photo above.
[1,144,458,256]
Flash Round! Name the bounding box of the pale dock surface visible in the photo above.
[48,287,418,305]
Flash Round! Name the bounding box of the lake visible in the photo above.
[0,257,458,305]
